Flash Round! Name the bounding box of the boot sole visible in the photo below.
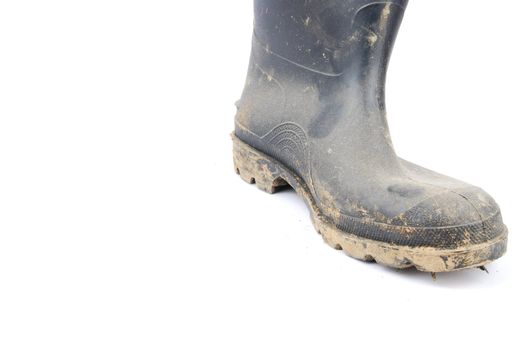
[232,134,508,273]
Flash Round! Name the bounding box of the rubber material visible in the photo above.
[233,0,508,271]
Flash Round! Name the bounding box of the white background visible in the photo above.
[1,1,522,349]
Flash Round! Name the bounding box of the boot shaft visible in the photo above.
[239,0,408,141]
[253,0,408,80]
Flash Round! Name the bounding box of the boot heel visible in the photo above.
[232,134,289,194]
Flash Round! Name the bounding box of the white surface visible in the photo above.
[0,1,522,349]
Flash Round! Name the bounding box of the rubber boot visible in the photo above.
[232,0,507,272]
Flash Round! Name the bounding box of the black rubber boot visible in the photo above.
[232,0,507,272]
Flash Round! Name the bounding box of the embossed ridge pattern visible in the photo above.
[262,123,310,182]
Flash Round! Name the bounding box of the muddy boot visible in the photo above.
[232,0,507,272]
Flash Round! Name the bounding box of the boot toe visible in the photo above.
[393,187,497,228]
[392,187,504,248]
[335,187,505,250]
